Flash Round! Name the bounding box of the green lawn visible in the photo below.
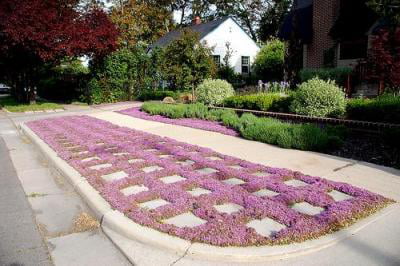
[0,96,63,112]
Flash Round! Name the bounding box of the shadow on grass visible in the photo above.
[0,95,63,112]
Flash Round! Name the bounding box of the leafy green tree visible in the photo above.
[86,44,163,103]
[367,0,400,24]
[253,39,285,81]
[258,0,292,41]
[162,29,216,97]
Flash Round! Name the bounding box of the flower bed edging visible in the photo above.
[24,116,393,248]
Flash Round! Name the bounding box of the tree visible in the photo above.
[253,39,285,81]
[162,29,216,97]
[366,0,400,90]
[258,0,292,41]
[110,0,174,46]
[0,0,118,103]
[87,44,163,103]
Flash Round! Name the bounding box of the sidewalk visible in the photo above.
[0,137,52,265]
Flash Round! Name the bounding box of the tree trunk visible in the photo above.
[28,86,37,105]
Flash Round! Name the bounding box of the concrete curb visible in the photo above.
[19,122,398,263]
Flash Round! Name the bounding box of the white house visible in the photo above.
[150,16,260,75]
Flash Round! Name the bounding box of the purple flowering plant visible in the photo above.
[118,107,238,136]
[27,116,393,246]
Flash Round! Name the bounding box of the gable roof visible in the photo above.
[150,17,231,49]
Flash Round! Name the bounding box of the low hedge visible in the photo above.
[347,94,400,124]
[137,90,179,101]
[141,102,345,151]
[222,93,292,113]
[299,67,352,86]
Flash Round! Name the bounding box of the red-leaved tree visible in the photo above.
[0,0,119,103]
[368,27,400,90]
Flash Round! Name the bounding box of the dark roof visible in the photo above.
[330,0,378,40]
[150,17,231,49]
[279,3,313,43]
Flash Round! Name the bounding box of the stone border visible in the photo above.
[19,122,397,263]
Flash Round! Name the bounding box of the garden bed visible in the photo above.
[27,115,392,246]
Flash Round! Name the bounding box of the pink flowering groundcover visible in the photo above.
[118,107,238,136]
[27,116,393,246]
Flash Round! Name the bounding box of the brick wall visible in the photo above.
[305,0,340,68]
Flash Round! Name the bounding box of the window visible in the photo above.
[212,55,221,67]
[241,56,250,74]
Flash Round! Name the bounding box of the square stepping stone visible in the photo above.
[253,189,279,197]
[89,163,112,171]
[67,145,80,150]
[285,179,308,187]
[292,202,324,216]
[105,147,118,151]
[163,212,206,228]
[328,190,353,201]
[101,171,128,182]
[187,187,212,197]
[229,165,244,170]
[139,199,169,210]
[121,185,148,196]
[222,178,245,186]
[128,158,144,164]
[196,168,218,175]
[142,166,164,173]
[81,156,100,163]
[144,149,158,152]
[113,152,130,156]
[206,156,222,161]
[253,171,270,177]
[96,142,105,146]
[176,160,195,166]
[160,175,186,184]
[214,203,243,214]
[75,151,89,155]
[246,217,286,238]
[159,154,172,159]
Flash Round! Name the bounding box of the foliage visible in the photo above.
[347,94,400,124]
[162,30,216,91]
[86,45,163,104]
[0,96,62,112]
[110,0,173,46]
[254,39,285,81]
[196,79,234,105]
[0,0,118,103]
[258,0,292,41]
[223,93,291,112]
[299,68,353,86]
[37,59,89,102]
[137,90,179,101]
[367,0,400,24]
[290,78,347,118]
[140,102,345,151]
[366,28,400,89]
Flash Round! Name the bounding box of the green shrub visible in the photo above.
[290,78,346,118]
[254,39,285,81]
[346,94,400,123]
[299,67,352,86]
[196,79,234,105]
[223,93,291,112]
[137,90,179,101]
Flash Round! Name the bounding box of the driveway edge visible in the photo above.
[19,122,398,263]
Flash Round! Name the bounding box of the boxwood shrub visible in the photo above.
[346,94,400,124]
[137,90,179,101]
[290,78,346,118]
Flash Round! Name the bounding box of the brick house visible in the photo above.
[281,0,379,69]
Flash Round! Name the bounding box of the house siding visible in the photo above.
[200,18,260,74]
